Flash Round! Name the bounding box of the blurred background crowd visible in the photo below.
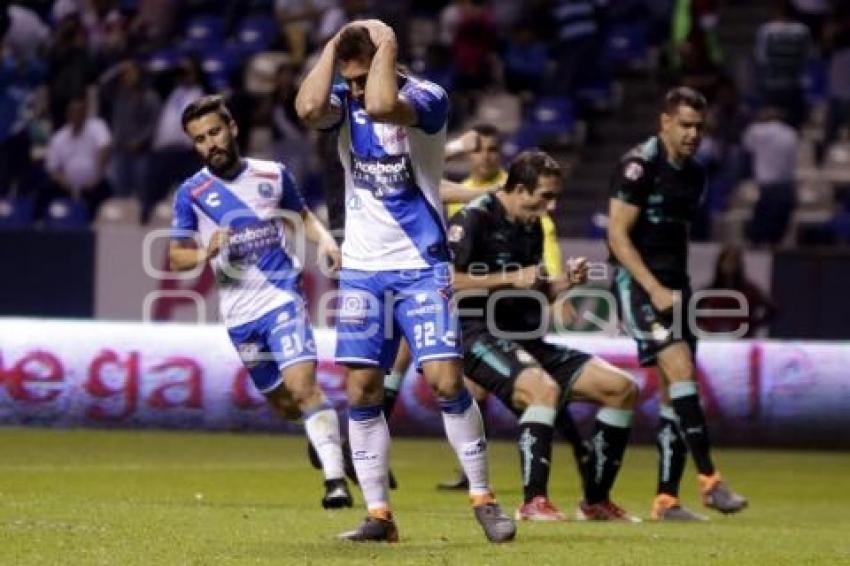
[1,0,849,247]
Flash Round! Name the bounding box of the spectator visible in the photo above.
[503,17,548,95]
[742,107,799,245]
[440,0,498,92]
[80,0,129,68]
[1,1,50,61]
[789,0,830,42]
[316,0,370,46]
[754,1,812,128]
[670,0,723,70]
[147,57,203,223]
[42,95,113,220]
[0,48,46,198]
[270,60,312,185]
[47,13,95,127]
[697,245,776,338]
[130,0,180,49]
[275,0,337,66]
[821,5,850,161]
[547,0,608,95]
[105,59,161,202]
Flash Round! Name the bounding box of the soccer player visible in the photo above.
[607,86,748,520]
[449,150,641,522]
[169,95,353,510]
[295,20,516,543]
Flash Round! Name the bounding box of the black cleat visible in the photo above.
[338,515,399,542]
[437,470,469,491]
[322,479,353,509]
[473,501,516,543]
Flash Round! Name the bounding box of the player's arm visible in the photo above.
[168,231,227,272]
[356,20,416,125]
[608,198,673,308]
[301,208,342,273]
[444,130,480,160]
[439,179,480,204]
[278,165,342,272]
[295,32,342,129]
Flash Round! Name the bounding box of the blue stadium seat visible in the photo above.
[200,47,243,92]
[181,15,227,54]
[526,96,576,141]
[147,48,181,74]
[803,58,828,105]
[501,126,539,161]
[0,196,35,229]
[44,199,89,230]
[606,22,648,69]
[235,16,279,56]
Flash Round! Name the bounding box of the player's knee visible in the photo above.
[428,374,463,399]
[346,370,384,406]
[603,372,639,409]
[515,368,560,409]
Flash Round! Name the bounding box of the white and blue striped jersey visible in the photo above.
[171,158,306,328]
[325,76,450,271]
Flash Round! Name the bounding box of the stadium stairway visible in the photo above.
[556,1,775,239]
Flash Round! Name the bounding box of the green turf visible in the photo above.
[1,428,848,565]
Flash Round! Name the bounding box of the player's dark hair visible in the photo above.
[181,94,233,132]
[472,123,501,145]
[503,150,561,194]
[335,26,377,62]
[662,86,707,115]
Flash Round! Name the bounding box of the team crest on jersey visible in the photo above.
[339,291,371,324]
[448,224,464,243]
[624,162,644,181]
[258,182,275,198]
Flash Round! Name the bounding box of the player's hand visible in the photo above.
[318,237,342,274]
[512,265,541,290]
[356,19,396,48]
[566,256,589,286]
[650,285,680,313]
[457,130,481,154]
[206,229,230,260]
[554,300,578,327]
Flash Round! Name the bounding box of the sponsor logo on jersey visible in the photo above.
[350,152,415,198]
[227,220,282,263]
[347,195,362,210]
[257,182,275,198]
[515,348,535,365]
[205,192,221,207]
[448,224,464,242]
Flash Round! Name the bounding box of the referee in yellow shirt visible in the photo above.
[443,124,564,278]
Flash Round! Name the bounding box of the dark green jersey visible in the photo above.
[609,136,705,287]
[448,192,546,334]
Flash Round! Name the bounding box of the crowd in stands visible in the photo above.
[0,0,848,246]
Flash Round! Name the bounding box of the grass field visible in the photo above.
[1,429,848,565]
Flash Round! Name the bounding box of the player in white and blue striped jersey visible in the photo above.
[169,95,352,509]
[296,19,515,543]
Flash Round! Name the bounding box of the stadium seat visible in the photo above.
[148,198,174,228]
[181,15,227,54]
[0,196,35,229]
[234,16,279,56]
[244,52,292,95]
[147,48,181,74]
[803,58,828,106]
[467,93,521,134]
[43,198,89,230]
[95,197,142,226]
[525,96,576,144]
[606,22,648,70]
[200,46,244,92]
[501,126,539,161]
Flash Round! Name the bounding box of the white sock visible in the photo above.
[440,390,490,497]
[303,402,345,481]
[348,405,390,511]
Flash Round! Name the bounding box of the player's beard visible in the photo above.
[205,144,240,177]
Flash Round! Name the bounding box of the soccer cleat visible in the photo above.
[515,496,567,521]
[338,515,399,543]
[322,479,353,509]
[575,500,642,523]
[650,494,707,521]
[473,498,517,543]
[437,470,469,491]
[700,473,748,514]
